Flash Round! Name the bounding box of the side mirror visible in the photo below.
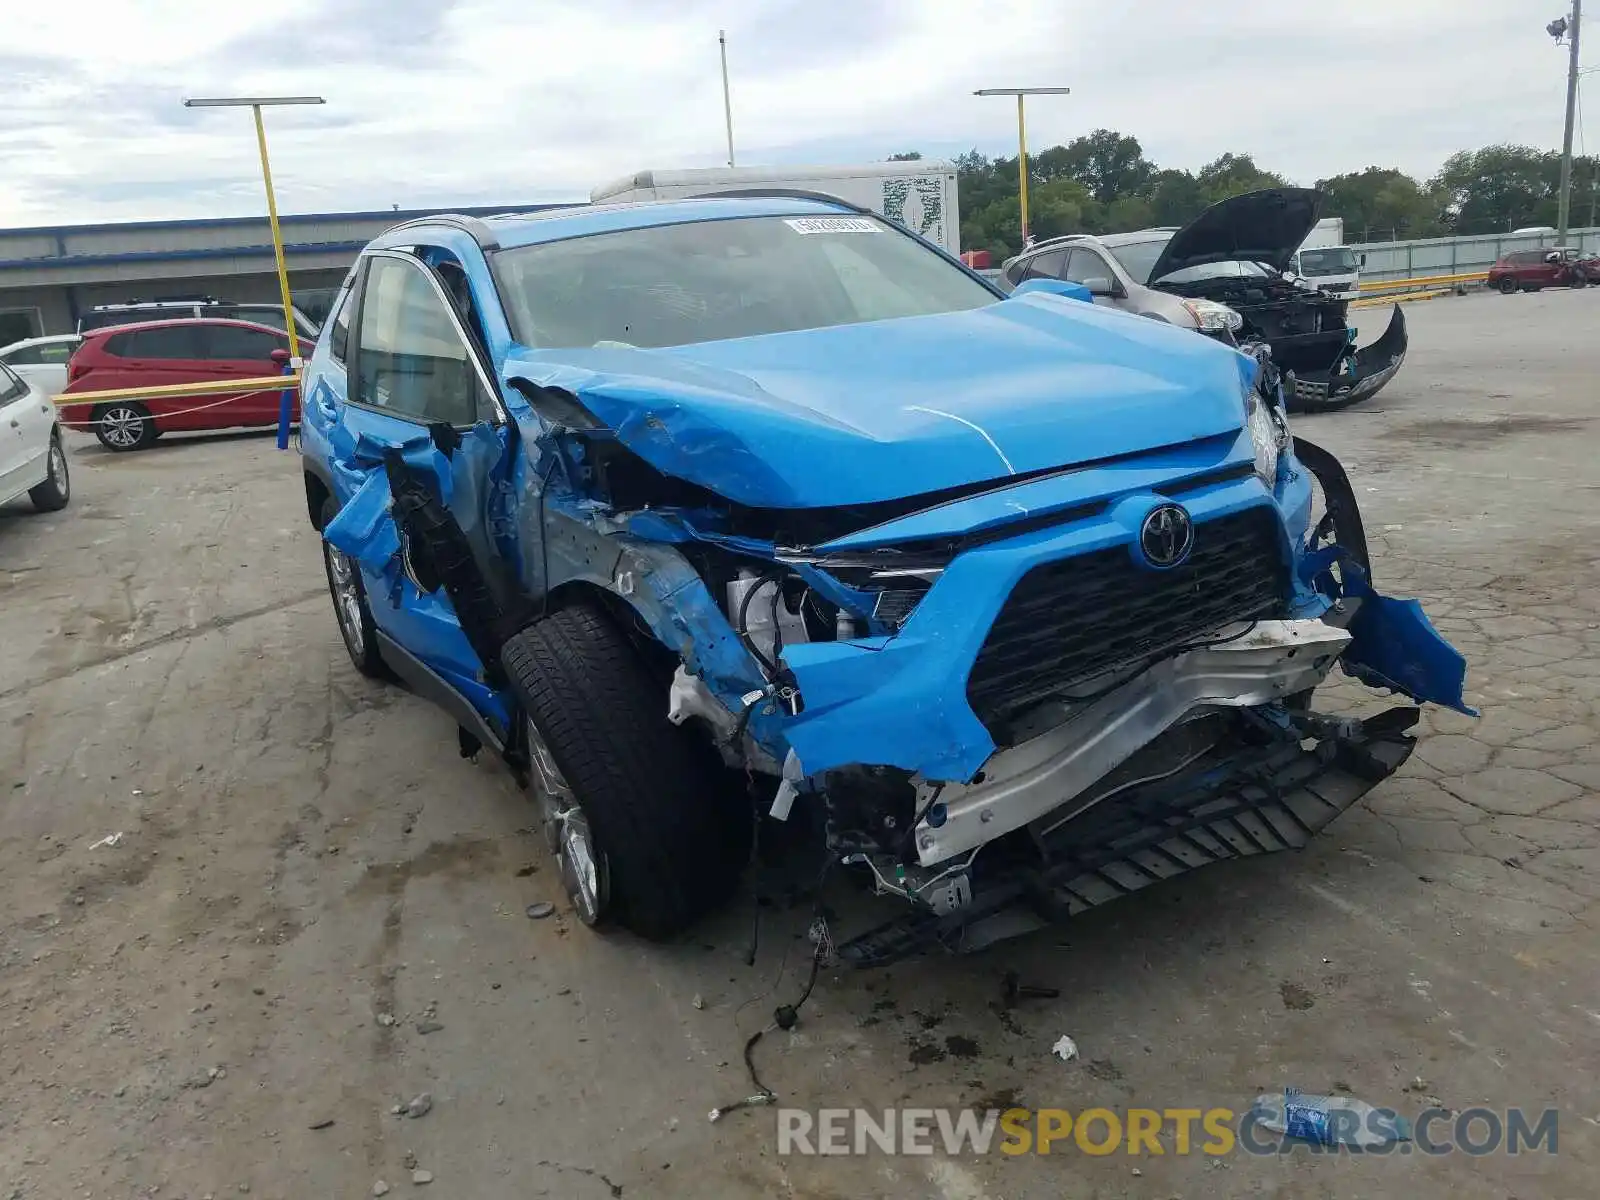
[1080,276,1117,297]
[1359,253,1368,267]
[270,348,291,367]
[1011,278,1094,304]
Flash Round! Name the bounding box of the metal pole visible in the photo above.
[251,105,299,364]
[1558,0,1583,244]
[719,30,736,168]
[1016,94,1030,247]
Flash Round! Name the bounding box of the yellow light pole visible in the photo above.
[183,95,325,365]
[973,87,1070,249]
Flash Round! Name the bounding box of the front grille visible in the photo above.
[966,507,1287,728]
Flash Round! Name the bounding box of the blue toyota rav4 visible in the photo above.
[300,193,1470,964]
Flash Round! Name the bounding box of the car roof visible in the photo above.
[375,194,859,252]
[0,332,82,353]
[83,317,291,340]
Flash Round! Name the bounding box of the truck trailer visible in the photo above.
[590,163,961,257]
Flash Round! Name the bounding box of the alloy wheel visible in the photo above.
[49,441,69,501]
[525,717,609,925]
[100,407,145,449]
[323,544,366,657]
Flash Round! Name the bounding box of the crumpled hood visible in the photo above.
[504,293,1254,508]
[1148,187,1324,283]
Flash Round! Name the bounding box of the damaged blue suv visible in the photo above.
[300,193,1471,964]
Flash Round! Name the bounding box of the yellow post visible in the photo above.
[1016,93,1030,248]
[251,104,299,364]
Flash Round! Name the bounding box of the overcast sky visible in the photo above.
[1,0,1589,226]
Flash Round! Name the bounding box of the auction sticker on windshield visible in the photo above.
[785,217,880,234]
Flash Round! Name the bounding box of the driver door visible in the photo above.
[320,250,518,730]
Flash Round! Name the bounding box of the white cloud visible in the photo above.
[0,0,1588,225]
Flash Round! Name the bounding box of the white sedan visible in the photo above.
[0,333,82,397]
[0,361,69,512]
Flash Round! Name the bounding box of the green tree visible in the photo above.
[1429,145,1560,233]
[1032,129,1155,203]
[1197,153,1288,204]
[1316,167,1446,240]
[887,151,923,161]
[1145,169,1205,226]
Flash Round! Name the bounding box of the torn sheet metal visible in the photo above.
[501,294,1258,509]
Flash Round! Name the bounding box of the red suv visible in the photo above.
[59,319,310,451]
[1486,247,1597,294]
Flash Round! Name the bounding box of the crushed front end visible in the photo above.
[541,353,1468,967]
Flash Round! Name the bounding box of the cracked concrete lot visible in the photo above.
[2,291,1598,1198]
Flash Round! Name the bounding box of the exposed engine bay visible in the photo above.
[1156,272,1408,412]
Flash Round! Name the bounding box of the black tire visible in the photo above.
[1498,276,1520,295]
[93,402,157,451]
[500,604,747,940]
[319,496,387,678]
[28,431,70,512]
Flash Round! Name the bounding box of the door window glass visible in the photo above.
[354,257,489,425]
[0,362,26,402]
[329,266,365,364]
[1064,250,1114,287]
[121,326,203,359]
[200,324,283,360]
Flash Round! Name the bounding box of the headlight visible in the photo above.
[1245,386,1290,489]
[1181,298,1244,333]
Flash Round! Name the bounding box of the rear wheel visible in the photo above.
[500,604,747,940]
[28,432,70,512]
[93,402,156,451]
[1498,276,1520,295]
[319,496,387,678]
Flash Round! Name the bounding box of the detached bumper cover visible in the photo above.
[1289,305,1407,411]
[838,705,1421,967]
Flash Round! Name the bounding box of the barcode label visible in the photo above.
[784,217,880,234]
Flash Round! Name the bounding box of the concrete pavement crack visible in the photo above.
[1,588,327,703]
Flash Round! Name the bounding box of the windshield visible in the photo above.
[1296,247,1359,276]
[1104,236,1172,285]
[494,215,996,349]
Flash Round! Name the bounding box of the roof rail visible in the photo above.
[1022,234,1091,253]
[685,187,871,215]
[382,213,501,251]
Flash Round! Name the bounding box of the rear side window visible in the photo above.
[200,325,284,360]
[353,256,490,426]
[117,327,203,359]
[1017,250,1068,283]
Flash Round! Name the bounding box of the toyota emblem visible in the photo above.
[1139,503,1194,568]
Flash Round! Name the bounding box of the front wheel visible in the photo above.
[319,497,387,678]
[93,402,157,451]
[28,432,70,512]
[1498,276,1520,295]
[500,605,748,940]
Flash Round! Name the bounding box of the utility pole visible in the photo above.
[1556,0,1583,244]
[973,87,1071,249]
[719,30,736,168]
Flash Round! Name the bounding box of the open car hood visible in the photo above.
[503,294,1255,509]
[1147,187,1324,283]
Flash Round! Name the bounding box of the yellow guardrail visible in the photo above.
[1359,271,1487,293]
[52,374,300,406]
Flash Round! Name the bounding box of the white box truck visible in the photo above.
[590,163,961,257]
[1287,216,1363,301]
